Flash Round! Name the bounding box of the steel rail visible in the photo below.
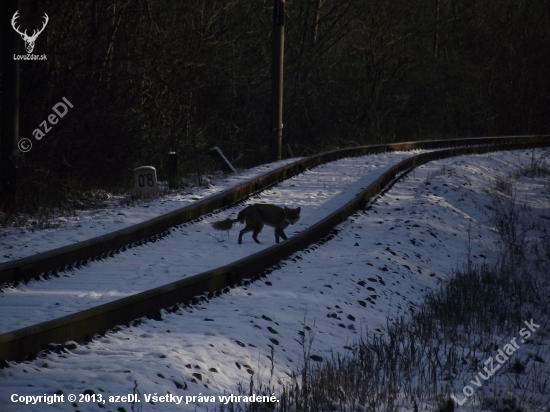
[0,135,546,287]
[1,136,549,362]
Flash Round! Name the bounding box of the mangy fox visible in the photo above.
[212,204,301,244]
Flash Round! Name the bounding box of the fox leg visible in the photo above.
[238,224,261,244]
[252,226,262,244]
[238,227,251,244]
[275,228,288,243]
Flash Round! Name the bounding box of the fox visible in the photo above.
[212,204,301,244]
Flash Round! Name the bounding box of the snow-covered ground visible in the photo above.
[0,158,305,263]
[0,150,426,334]
[1,149,549,412]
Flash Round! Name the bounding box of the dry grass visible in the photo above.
[217,160,550,412]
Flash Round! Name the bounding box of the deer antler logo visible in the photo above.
[11,11,49,54]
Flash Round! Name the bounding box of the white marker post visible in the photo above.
[133,166,158,197]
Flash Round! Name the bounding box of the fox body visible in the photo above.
[212,204,301,244]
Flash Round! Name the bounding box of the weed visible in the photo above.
[216,162,550,412]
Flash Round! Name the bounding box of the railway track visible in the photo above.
[0,135,548,363]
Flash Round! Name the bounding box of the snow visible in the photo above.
[0,158,301,263]
[0,148,549,412]
[0,150,426,333]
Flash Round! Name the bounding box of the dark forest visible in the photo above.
[2,0,549,208]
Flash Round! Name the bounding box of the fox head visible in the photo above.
[284,207,301,224]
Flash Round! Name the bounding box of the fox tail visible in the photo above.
[212,218,237,231]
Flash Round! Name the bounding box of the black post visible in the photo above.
[168,152,178,189]
[0,0,20,210]
[270,0,285,161]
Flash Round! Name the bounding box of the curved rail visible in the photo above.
[0,135,546,287]
[1,136,549,362]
